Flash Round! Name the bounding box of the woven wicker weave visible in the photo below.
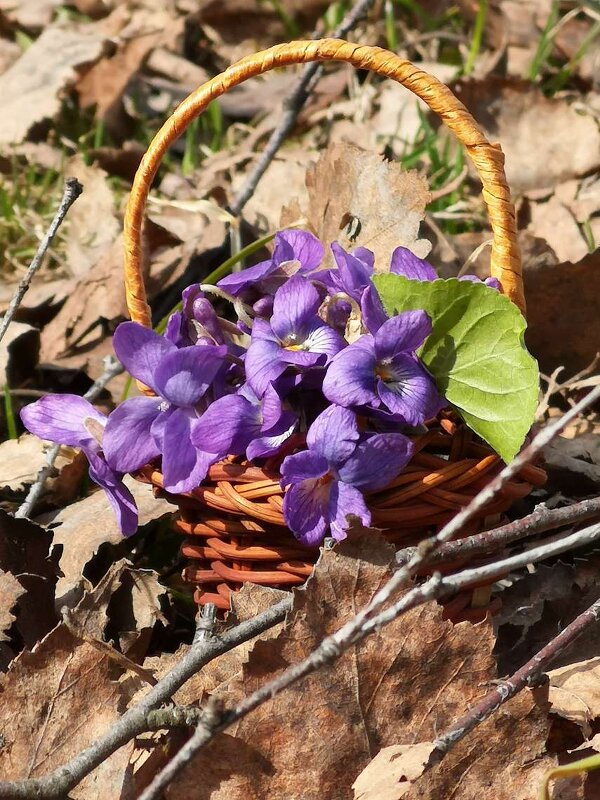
[121,40,545,618]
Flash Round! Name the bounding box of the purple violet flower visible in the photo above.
[245,274,345,397]
[313,243,375,302]
[20,395,138,535]
[103,322,226,493]
[322,311,443,426]
[391,246,501,288]
[165,285,227,348]
[192,383,297,461]
[281,405,413,545]
[218,230,324,298]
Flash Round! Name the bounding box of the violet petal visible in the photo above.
[154,345,226,407]
[87,451,138,536]
[161,408,217,493]
[282,478,330,546]
[112,322,175,392]
[374,310,432,361]
[270,274,321,342]
[322,338,379,409]
[306,404,360,466]
[338,433,414,491]
[20,394,105,448]
[377,354,443,425]
[390,247,437,281]
[103,396,162,472]
[329,481,370,541]
[192,394,260,456]
[281,450,329,485]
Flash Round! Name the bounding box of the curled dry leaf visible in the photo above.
[76,9,184,123]
[524,249,600,376]
[0,570,25,643]
[0,321,39,387]
[284,142,431,269]
[165,529,496,800]
[0,26,106,146]
[0,511,59,650]
[36,475,173,609]
[543,433,600,495]
[548,658,600,739]
[353,742,437,800]
[527,195,589,265]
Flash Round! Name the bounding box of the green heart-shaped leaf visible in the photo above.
[372,275,539,463]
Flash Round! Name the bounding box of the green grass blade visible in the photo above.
[463,0,488,76]
[3,386,18,440]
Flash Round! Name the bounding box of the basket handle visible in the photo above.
[124,38,524,330]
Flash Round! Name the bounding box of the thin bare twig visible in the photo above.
[0,178,82,346]
[15,356,124,519]
[395,496,600,568]
[432,595,600,755]
[367,521,600,634]
[230,0,377,216]
[0,597,291,799]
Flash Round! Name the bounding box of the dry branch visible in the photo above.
[0,178,82,345]
[231,0,377,215]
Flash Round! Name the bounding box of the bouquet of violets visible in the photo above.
[22,228,525,549]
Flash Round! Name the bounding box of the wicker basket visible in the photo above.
[122,39,546,618]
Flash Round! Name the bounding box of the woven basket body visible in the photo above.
[122,40,545,619]
[137,417,546,615]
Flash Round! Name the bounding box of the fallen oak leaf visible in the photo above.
[403,689,584,800]
[165,528,497,800]
[0,511,59,650]
[284,142,431,270]
[0,622,138,798]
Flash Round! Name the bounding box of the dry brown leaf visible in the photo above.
[0,38,20,76]
[39,218,181,373]
[452,77,600,193]
[36,475,173,609]
[77,9,183,121]
[528,195,589,264]
[353,743,437,800]
[0,435,52,495]
[0,321,39,387]
[64,155,120,276]
[404,689,583,800]
[0,570,25,642]
[166,530,497,800]
[240,147,315,232]
[0,26,106,146]
[549,658,600,738]
[0,511,59,650]
[0,623,136,797]
[543,434,600,495]
[286,142,431,270]
[108,565,168,659]
[0,0,60,30]
[524,249,600,376]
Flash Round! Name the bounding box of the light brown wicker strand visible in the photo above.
[123,38,524,351]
